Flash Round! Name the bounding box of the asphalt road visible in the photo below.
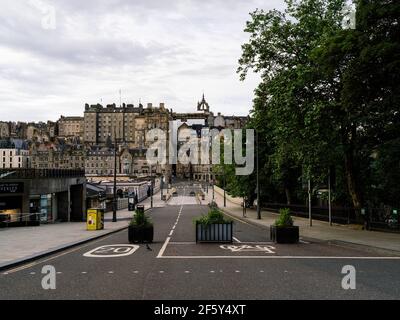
[1,180,400,300]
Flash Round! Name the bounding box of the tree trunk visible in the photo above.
[284,187,292,205]
[344,141,363,220]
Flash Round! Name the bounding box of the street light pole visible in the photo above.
[256,130,261,220]
[223,173,226,207]
[112,132,117,222]
[308,178,312,227]
[150,164,153,208]
[328,169,332,226]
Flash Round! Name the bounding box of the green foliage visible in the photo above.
[275,208,294,227]
[230,0,400,213]
[195,208,232,226]
[130,209,153,227]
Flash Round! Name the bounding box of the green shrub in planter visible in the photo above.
[128,209,153,243]
[195,208,233,243]
[270,208,299,244]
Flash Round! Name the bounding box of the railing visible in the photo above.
[0,169,85,179]
[262,203,400,232]
[262,203,358,225]
[0,212,41,228]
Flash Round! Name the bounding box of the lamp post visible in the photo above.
[223,172,226,207]
[150,164,153,208]
[112,133,117,222]
[256,130,261,220]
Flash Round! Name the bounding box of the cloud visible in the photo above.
[0,0,286,122]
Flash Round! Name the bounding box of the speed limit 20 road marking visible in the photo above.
[83,244,139,258]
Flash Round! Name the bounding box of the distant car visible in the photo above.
[189,191,195,196]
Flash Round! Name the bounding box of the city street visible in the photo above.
[1,181,399,300]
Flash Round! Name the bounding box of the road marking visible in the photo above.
[158,255,400,260]
[235,270,241,273]
[157,237,171,258]
[81,272,87,274]
[169,242,197,245]
[169,230,174,236]
[260,270,264,273]
[185,271,190,273]
[83,244,139,258]
[159,271,165,274]
[56,272,62,274]
[29,272,36,275]
[210,270,215,273]
[233,237,242,243]
[299,239,310,244]
[220,244,276,254]
[133,271,139,273]
[108,271,114,274]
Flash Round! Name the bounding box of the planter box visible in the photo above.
[128,225,154,243]
[196,222,233,243]
[270,225,299,244]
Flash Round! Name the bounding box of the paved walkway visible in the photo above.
[0,192,165,269]
[199,187,400,253]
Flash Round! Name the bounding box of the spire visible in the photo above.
[197,93,210,112]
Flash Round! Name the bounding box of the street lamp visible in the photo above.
[150,164,153,208]
[256,130,261,220]
[112,132,118,222]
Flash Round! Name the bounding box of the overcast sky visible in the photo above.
[0,0,285,122]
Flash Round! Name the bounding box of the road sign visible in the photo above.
[83,244,139,258]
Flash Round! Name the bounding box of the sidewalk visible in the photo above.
[200,187,400,253]
[0,191,165,270]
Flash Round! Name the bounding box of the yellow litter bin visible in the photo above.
[87,208,104,231]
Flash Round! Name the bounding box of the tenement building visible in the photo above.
[83,102,170,148]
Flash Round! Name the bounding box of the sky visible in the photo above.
[0,0,286,122]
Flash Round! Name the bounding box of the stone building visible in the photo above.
[0,139,30,169]
[58,116,84,138]
[30,142,86,170]
[0,122,10,139]
[83,102,170,148]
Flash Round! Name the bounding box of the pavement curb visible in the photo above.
[0,210,153,272]
[0,207,155,271]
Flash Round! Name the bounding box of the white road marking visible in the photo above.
[108,271,114,274]
[159,271,165,274]
[83,244,139,258]
[56,272,62,274]
[158,255,400,260]
[235,270,241,273]
[233,237,242,243]
[185,271,190,273]
[260,270,264,273]
[157,236,171,258]
[169,242,197,245]
[210,270,215,273]
[157,203,184,258]
[81,272,87,274]
[29,272,36,275]
[299,239,310,244]
[133,271,139,274]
